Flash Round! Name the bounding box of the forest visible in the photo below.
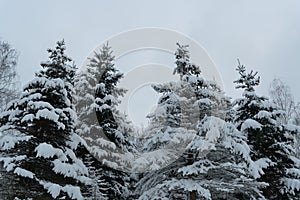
[0,40,300,200]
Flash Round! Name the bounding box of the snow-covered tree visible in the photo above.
[234,61,300,199]
[0,40,91,199]
[174,43,232,122]
[269,78,300,158]
[92,43,134,151]
[136,44,260,200]
[74,43,133,199]
[143,83,182,151]
[137,116,265,200]
[294,104,300,157]
[144,44,231,150]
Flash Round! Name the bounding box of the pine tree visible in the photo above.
[91,43,133,151]
[137,116,265,200]
[75,43,133,199]
[136,44,261,199]
[234,61,300,199]
[173,43,232,123]
[143,83,183,152]
[0,40,90,199]
[144,44,231,152]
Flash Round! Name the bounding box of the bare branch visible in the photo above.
[0,39,20,112]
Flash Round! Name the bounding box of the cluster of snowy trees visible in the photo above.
[0,40,300,199]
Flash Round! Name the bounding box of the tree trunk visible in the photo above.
[189,190,197,200]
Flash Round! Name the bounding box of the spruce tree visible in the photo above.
[173,43,232,122]
[234,61,300,199]
[143,84,183,152]
[92,43,133,151]
[144,44,231,152]
[136,44,262,200]
[75,43,133,199]
[0,41,90,199]
[137,117,265,200]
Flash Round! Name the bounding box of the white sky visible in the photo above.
[1,0,300,125]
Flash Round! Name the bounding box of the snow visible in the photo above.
[138,178,212,200]
[43,182,61,198]
[290,156,300,168]
[51,148,88,181]
[189,137,216,152]
[286,168,300,178]
[254,111,272,119]
[283,178,300,194]
[131,149,180,172]
[63,107,77,121]
[189,116,230,150]
[93,103,111,112]
[35,143,89,184]
[197,98,212,106]
[249,158,274,179]
[205,127,220,142]
[178,160,214,176]
[53,159,77,178]
[224,135,250,161]
[14,167,34,179]
[168,179,211,198]
[41,181,84,200]
[95,83,105,91]
[0,155,26,172]
[36,108,59,121]
[24,77,64,92]
[65,148,88,175]
[21,114,35,123]
[35,143,66,160]
[3,110,22,122]
[260,100,276,110]
[0,129,32,150]
[284,124,300,133]
[63,185,84,200]
[192,116,272,181]
[67,133,83,150]
[241,119,262,131]
[27,101,53,110]
[242,91,256,98]
[23,92,42,102]
[94,95,114,104]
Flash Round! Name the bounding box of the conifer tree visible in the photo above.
[143,84,182,152]
[144,44,231,152]
[234,61,300,199]
[173,43,232,122]
[0,41,90,199]
[137,44,262,200]
[75,43,133,199]
[137,116,265,199]
[92,43,133,151]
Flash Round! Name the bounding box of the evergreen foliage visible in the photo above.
[1,41,299,200]
[234,61,300,199]
[0,41,89,199]
[74,43,133,199]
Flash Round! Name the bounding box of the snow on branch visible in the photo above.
[14,167,35,179]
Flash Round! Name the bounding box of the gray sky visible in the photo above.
[1,0,300,124]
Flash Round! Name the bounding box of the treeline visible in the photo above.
[0,41,300,200]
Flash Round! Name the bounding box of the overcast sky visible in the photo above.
[1,0,300,124]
